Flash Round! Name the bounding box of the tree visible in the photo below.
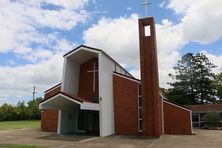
[192,53,216,103]
[0,97,43,121]
[16,101,27,120]
[213,72,222,102]
[204,111,220,128]
[168,53,216,105]
[27,97,43,120]
[0,103,15,121]
[168,53,196,104]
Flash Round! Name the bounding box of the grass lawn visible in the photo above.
[0,144,40,148]
[0,120,40,130]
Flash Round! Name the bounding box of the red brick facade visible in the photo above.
[41,109,58,132]
[139,17,162,137]
[41,85,60,132]
[113,74,139,135]
[44,85,61,100]
[78,58,99,103]
[163,101,192,135]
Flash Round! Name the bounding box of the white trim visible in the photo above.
[113,72,141,84]
[163,100,191,112]
[190,111,194,134]
[81,102,100,111]
[57,110,61,134]
[39,93,82,108]
[45,84,61,94]
[39,93,100,111]
[65,47,101,58]
[61,58,67,92]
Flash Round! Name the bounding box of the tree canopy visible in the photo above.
[0,97,42,121]
[166,52,218,105]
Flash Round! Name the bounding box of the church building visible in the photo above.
[39,17,193,137]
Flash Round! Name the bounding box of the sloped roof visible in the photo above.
[186,104,222,112]
[63,45,133,78]
[41,91,97,104]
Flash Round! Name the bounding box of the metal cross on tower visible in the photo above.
[87,61,98,92]
[141,0,151,17]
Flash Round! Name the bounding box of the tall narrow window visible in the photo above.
[145,25,151,36]
[138,83,142,132]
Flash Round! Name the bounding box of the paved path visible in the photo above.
[0,129,222,148]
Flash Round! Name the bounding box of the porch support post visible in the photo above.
[57,110,62,134]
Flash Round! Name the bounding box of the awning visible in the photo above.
[39,92,100,111]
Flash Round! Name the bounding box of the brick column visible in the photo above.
[139,17,162,137]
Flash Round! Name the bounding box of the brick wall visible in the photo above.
[139,17,162,137]
[44,85,61,100]
[78,58,99,103]
[163,101,192,135]
[41,109,58,132]
[113,74,139,135]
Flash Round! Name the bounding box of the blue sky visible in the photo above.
[0,0,222,105]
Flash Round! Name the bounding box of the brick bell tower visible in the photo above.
[139,17,162,137]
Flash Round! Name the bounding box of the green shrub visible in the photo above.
[203,111,220,128]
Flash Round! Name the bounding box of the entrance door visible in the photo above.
[86,111,99,135]
[77,110,99,135]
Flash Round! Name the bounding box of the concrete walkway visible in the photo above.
[0,129,222,148]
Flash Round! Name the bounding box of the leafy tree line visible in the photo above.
[0,97,42,121]
[162,52,222,105]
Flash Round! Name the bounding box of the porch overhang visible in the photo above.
[39,93,100,111]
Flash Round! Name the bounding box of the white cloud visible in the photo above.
[84,14,140,69]
[83,14,185,87]
[42,0,89,10]
[0,54,63,100]
[127,7,132,11]
[55,39,77,53]
[159,1,167,8]
[201,51,222,74]
[0,0,89,57]
[168,0,222,44]
[0,0,89,102]
[83,0,222,87]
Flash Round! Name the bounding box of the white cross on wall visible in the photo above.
[87,61,98,92]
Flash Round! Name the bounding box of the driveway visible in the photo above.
[0,129,222,148]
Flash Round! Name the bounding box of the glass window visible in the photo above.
[192,114,199,122]
[139,119,142,131]
[138,84,141,96]
[139,108,142,119]
[139,96,142,107]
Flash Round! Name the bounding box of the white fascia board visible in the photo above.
[113,72,141,84]
[39,93,100,111]
[163,100,191,112]
[190,111,194,134]
[65,47,101,59]
[81,102,100,111]
[39,93,82,109]
[61,58,67,92]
